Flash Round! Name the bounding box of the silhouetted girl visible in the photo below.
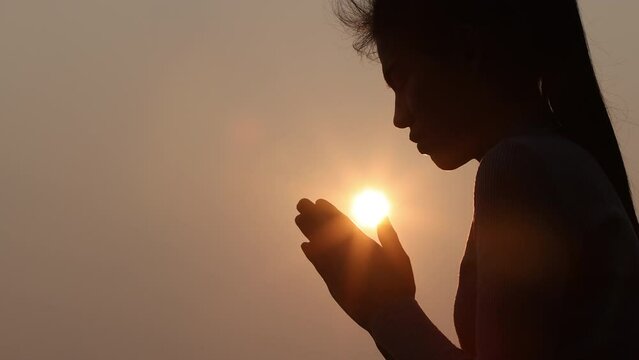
[295,1,639,358]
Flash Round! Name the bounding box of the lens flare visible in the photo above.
[351,189,391,229]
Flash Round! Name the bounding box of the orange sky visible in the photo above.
[1,1,638,359]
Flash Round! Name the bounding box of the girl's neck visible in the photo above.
[475,91,559,161]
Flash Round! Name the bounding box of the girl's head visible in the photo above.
[335,0,639,234]
[336,1,565,169]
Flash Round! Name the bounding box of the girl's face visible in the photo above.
[376,35,494,170]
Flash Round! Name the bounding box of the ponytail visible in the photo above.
[540,1,639,236]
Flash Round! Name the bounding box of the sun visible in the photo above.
[351,189,391,229]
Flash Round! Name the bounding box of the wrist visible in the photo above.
[367,296,418,335]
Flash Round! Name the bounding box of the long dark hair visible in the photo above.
[541,2,639,237]
[334,0,639,237]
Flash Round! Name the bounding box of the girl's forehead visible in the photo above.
[376,35,411,61]
[376,39,404,76]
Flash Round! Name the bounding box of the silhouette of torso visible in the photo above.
[454,132,639,359]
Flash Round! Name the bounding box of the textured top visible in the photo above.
[369,131,639,359]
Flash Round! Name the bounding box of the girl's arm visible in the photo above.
[369,297,468,360]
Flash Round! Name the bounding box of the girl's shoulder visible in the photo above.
[480,130,601,175]
[476,131,628,227]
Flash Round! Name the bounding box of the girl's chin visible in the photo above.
[427,148,472,171]
[416,142,429,155]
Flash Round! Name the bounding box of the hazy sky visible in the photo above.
[1,1,638,359]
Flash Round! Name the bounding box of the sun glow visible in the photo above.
[351,189,391,229]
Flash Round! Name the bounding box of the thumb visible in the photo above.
[377,217,408,263]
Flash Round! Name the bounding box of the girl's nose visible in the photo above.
[393,94,412,129]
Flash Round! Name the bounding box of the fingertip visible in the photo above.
[315,198,330,207]
[315,198,339,214]
[377,216,390,230]
[376,218,386,234]
[377,216,398,240]
[296,198,314,213]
